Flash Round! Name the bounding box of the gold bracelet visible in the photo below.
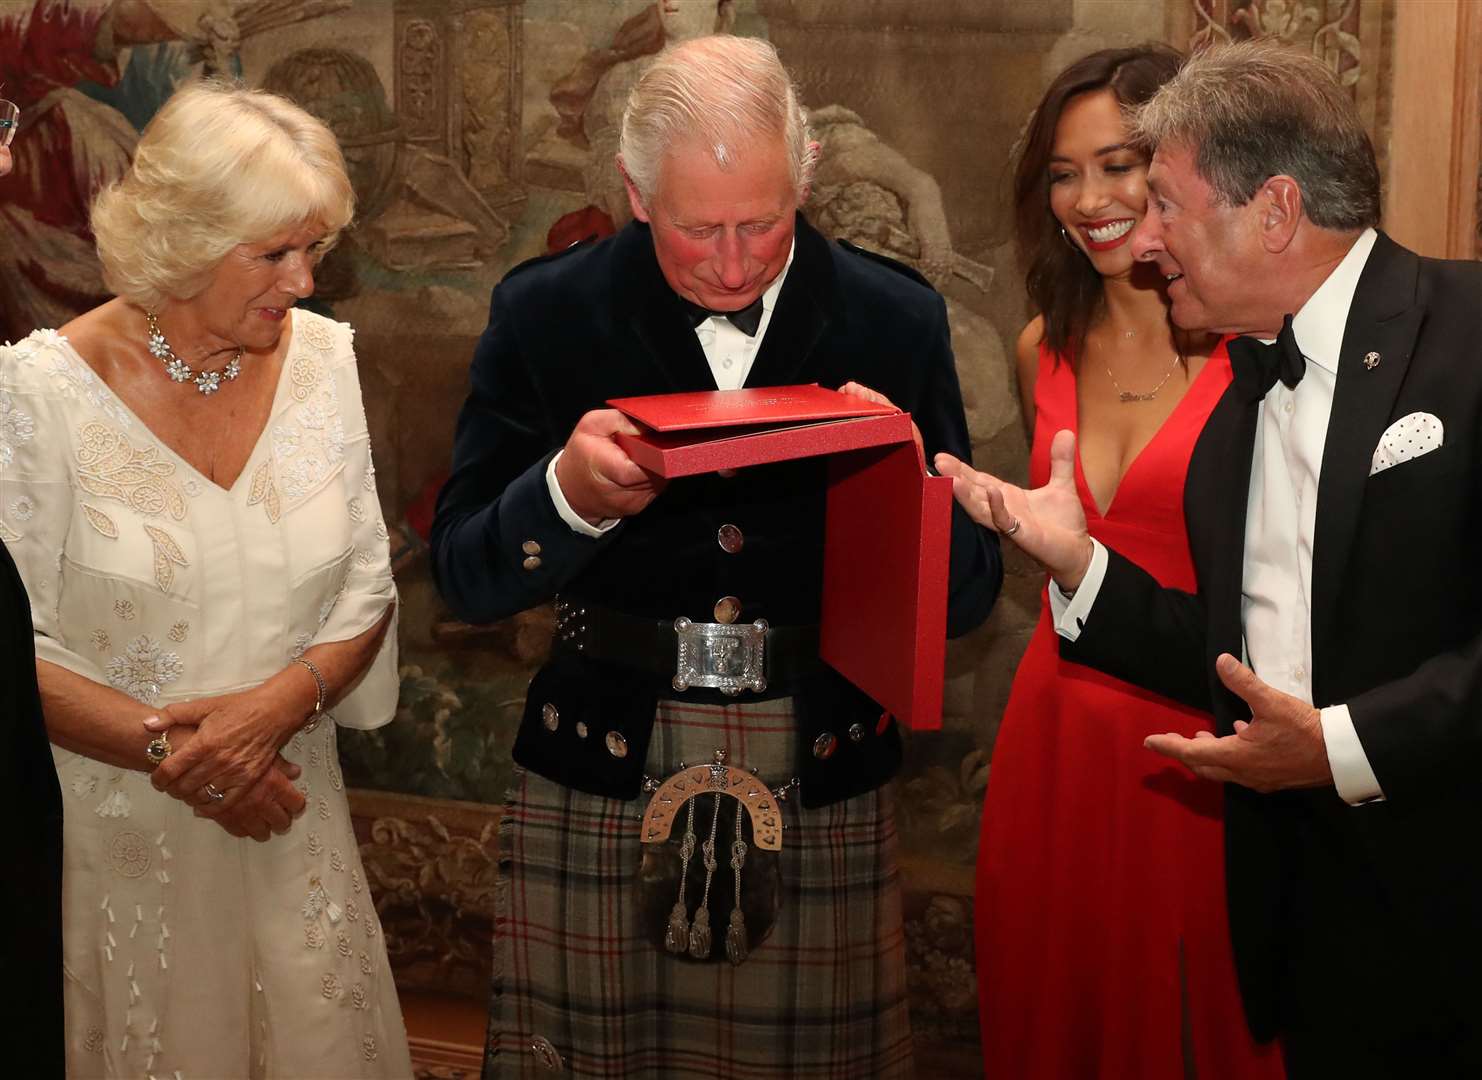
[290,656,327,733]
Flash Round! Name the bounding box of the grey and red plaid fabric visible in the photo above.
[483,697,914,1078]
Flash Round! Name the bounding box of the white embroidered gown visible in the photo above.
[0,311,413,1078]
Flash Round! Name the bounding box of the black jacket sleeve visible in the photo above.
[913,290,1001,637]
[1059,545,1212,711]
[430,284,622,625]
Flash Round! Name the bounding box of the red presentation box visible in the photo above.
[608,384,953,731]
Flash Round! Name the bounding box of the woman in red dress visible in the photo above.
[974,46,1284,1079]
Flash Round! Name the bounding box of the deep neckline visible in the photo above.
[48,310,303,497]
[1069,339,1228,519]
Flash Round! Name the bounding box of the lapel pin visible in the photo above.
[1363,351,1381,370]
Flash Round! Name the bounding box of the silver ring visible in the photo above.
[204,783,225,802]
[1002,518,1022,538]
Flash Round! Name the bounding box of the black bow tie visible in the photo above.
[683,296,765,337]
[1229,313,1306,402]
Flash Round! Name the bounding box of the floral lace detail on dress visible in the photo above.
[76,420,186,518]
[247,460,283,523]
[105,635,183,704]
[0,390,35,470]
[75,422,187,521]
[80,503,119,538]
[107,829,151,876]
[299,317,336,353]
[35,342,133,429]
[142,523,189,593]
[273,384,345,507]
[73,422,195,592]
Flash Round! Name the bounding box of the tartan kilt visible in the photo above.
[483,696,914,1079]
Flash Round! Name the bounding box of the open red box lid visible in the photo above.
[608,384,952,730]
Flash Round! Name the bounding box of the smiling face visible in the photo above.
[625,134,799,312]
[1129,142,1270,333]
[179,222,325,353]
[1047,89,1150,280]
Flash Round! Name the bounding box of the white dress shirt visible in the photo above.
[546,240,797,537]
[1051,228,1384,806]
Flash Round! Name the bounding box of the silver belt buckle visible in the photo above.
[672,616,769,696]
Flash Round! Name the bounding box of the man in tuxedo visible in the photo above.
[937,39,1482,1076]
[0,130,65,1077]
[432,34,998,1076]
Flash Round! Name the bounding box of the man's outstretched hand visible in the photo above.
[1144,654,1332,793]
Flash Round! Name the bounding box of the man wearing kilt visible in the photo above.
[432,33,1001,1079]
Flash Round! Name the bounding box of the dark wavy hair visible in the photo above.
[1015,44,1184,361]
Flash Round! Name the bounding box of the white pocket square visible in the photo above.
[1370,412,1443,476]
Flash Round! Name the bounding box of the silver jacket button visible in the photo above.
[541,703,559,732]
[717,524,744,554]
[848,722,866,743]
[606,731,629,759]
[812,732,838,759]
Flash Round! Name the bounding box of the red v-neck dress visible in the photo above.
[975,340,1283,1079]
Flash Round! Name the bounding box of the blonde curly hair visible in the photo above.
[91,79,355,310]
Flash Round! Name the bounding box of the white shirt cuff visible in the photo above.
[1320,704,1385,805]
[546,452,619,538]
[1049,540,1108,642]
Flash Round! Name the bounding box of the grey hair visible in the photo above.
[1131,38,1380,230]
[619,34,817,205]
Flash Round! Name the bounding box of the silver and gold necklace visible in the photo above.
[146,312,243,396]
[1099,325,1183,404]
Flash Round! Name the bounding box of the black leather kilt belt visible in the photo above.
[510,597,904,809]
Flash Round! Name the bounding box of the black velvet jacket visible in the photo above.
[432,216,1000,807]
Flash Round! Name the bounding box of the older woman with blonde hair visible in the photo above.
[0,80,411,1075]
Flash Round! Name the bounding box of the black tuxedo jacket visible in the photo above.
[432,215,1000,807]
[1063,233,1482,1043]
[1,540,63,1074]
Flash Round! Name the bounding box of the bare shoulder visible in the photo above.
[1015,316,1046,386]
[57,300,132,378]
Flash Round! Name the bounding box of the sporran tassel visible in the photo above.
[725,907,748,966]
[726,812,749,964]
[687,794,723,959]
[666,798,699,954]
